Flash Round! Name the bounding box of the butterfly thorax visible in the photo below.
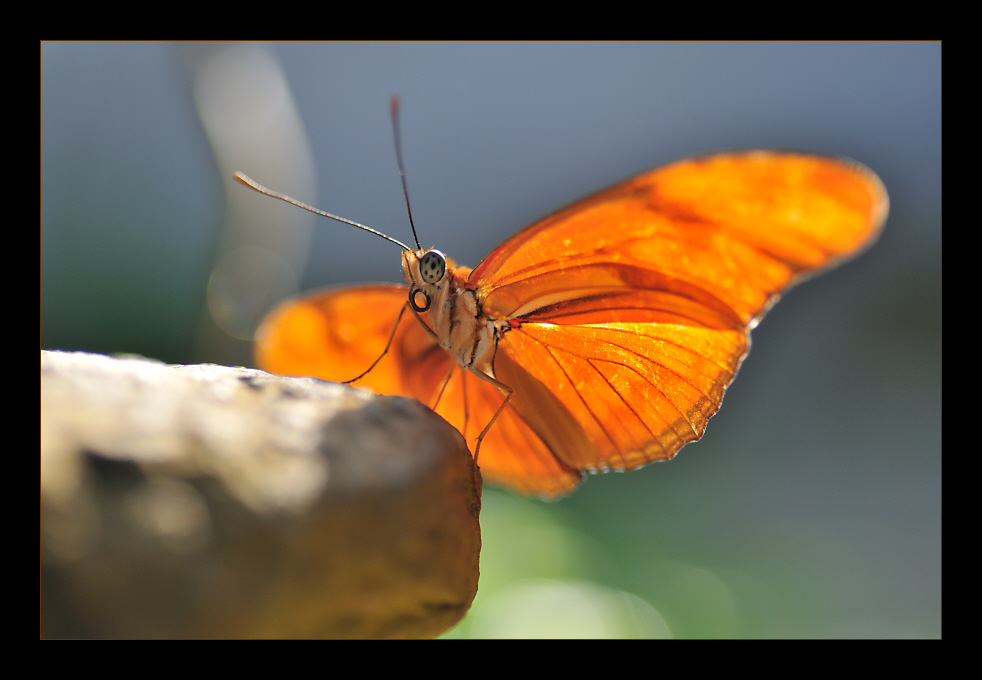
[402,248,503,377]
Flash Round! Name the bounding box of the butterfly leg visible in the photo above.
[466,367,513,465]
[398,306,458,410]
[408,306,441,343]
[430,361,456,411]
[462,372,469,440]
[342,302,411,385]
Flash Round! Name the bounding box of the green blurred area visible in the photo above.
[41,42,940,638]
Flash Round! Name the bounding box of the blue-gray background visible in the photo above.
[41,42,940,637]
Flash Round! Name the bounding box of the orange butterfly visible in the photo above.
[241,151,887,498]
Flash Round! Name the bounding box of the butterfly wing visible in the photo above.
[255,285,416,394]
[471,152,888,478]
[416,365,583,496]
[255,284,583,496]
[256,152,888,497]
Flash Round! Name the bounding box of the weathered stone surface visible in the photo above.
[41,351,481,638]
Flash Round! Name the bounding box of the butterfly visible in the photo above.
[240,150,888,498]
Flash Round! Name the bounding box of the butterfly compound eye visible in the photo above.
[419,250,447,284]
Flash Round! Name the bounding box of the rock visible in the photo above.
[41,350,481,638]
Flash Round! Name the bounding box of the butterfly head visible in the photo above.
[402,248,450,313]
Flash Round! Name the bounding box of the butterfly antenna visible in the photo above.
[233,172,411,252]
[390,95,422,252]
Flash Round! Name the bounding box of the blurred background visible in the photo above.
[41,42,940,637]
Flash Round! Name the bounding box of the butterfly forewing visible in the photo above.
[472,153,887,326]
[256,285,417,394]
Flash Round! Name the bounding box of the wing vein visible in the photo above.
[585,357,664,460]
[548,322,740,377]
[535,328,727,406]
[521,333,621,453]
